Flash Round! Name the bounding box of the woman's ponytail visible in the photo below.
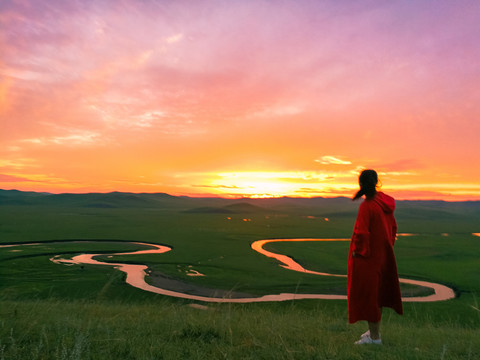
[353,188,365,201]
[352,169,378,201]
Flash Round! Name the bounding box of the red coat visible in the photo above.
[347,192,403,323]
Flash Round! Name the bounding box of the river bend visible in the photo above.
[1,239,456,303]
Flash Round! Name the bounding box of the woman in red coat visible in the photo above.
[348,169,403,345]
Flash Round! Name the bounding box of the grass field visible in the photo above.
[0,191,479,359]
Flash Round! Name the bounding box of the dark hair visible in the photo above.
[353,169,378,201]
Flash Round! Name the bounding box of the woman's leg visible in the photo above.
[368,321,380,340]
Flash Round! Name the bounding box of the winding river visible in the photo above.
[2,239,455,303]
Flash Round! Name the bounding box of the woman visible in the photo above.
[348,169,403,345]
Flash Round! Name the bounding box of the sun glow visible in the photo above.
[206,171,354,198]
[211,172,296,197]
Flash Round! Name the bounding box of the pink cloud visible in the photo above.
[0,174,36,182]
[371,159,425,173]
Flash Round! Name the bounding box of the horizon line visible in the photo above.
[2,188,479,203]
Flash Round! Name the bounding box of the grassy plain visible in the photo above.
[0,192,479,359]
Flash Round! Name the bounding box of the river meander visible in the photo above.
[1,239,456,303]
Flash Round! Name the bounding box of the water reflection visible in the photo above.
[252,239,455,303]
[251,238,348,277]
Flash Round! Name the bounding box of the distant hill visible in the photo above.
[183,206,236,214]
[0,189,187,208]
[395,199,480,220]
[0,189,50,197]
[224,202,270,213]
[184,202,271,214]
[0,189,51,205]
[1,190,479,220]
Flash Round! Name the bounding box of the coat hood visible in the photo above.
[373,192,396,214]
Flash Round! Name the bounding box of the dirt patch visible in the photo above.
[147,271,254,299]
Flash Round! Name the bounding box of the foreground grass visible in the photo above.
[1,298,479,360]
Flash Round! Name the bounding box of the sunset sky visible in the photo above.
[1,0,479,200]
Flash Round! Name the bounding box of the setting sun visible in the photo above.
[207,171,339,198]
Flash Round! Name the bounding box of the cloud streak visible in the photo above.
[316,156,352,165]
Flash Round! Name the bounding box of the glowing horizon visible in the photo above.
[1,1,479,201]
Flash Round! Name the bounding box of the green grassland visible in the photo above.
[0,191,479,359]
